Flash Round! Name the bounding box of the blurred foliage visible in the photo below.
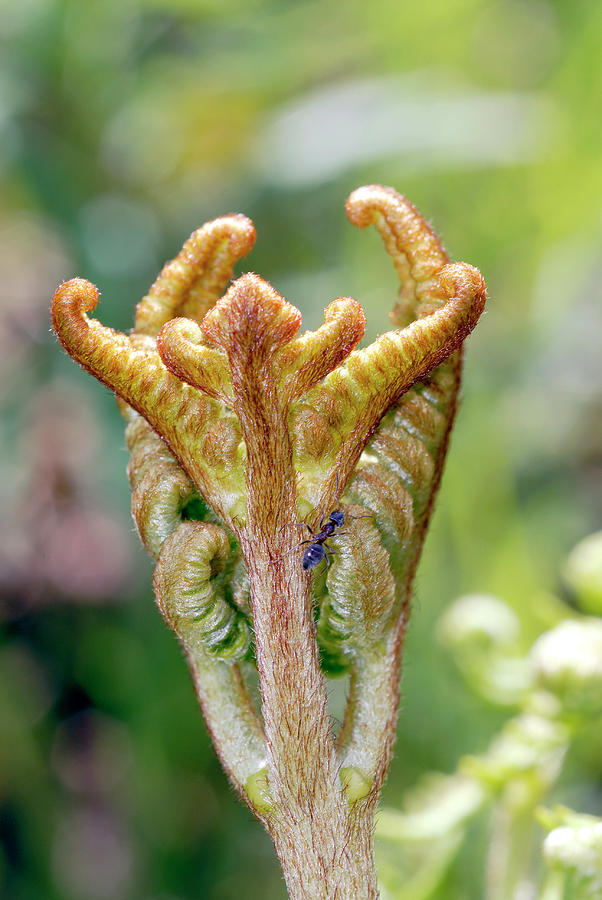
[376,587,602,899]
[0,0,600,897]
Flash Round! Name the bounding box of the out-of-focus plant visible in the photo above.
[563,531,602,617]
[538,806,602,900]
[51,186,486,898]
[375,535,602,900]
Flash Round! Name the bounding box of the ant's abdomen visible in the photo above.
[303,544,325,570]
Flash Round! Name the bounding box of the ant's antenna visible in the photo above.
[335,472,373,524]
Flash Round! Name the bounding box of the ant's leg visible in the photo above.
[317,551,331,575]
[283,539,313,557]
[296,522,314,535]
[322,545,338,569]
[323,542,338,563]
[272,539,315,566]
[321,473,341,531]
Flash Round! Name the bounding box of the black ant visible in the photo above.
[296,475,372,572]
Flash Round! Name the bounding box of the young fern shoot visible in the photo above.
[51,186,486,900]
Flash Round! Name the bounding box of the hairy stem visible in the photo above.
[338,619,408,798]
[244,547,379,899]
[187,652,267,795]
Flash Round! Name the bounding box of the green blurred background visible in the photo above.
[1,0,601,897]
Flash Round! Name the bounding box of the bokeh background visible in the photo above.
[1,0,601,897]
